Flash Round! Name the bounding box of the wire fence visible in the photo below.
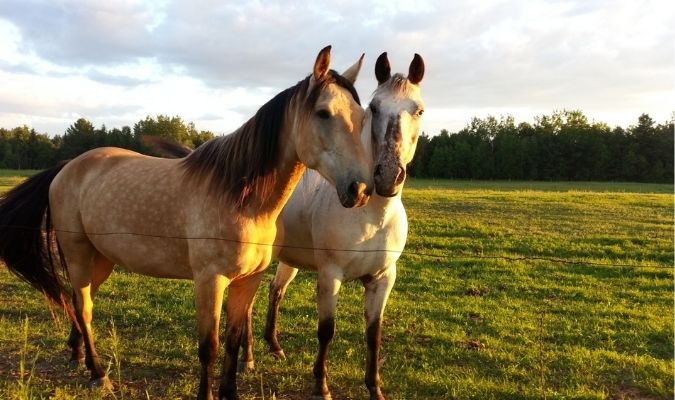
[2,224,671,270]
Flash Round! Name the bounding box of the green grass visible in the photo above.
[0,171,672,399]
[406,178,674,193]
[0,169,37,194]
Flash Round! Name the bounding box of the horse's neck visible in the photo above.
[246,130,305,220]
[368,190,403,214]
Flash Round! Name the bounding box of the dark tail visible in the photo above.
[0,162,71,310]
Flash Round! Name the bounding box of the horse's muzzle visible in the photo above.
[374,163,405,197]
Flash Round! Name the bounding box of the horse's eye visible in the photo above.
[316,109,331,119]
[370,104,378,115]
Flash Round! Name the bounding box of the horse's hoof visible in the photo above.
[88,376,113,391]
[237,360,255,373]
[218,387,239,400]
[309,394,332,400]
[271,349,286,360]
[368,387,386,400]
[68,358,84,369]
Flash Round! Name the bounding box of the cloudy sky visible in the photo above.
[0,0,672,137]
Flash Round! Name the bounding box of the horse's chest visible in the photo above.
[230,224,278,275]
[346,238,401,274]
[234,241,274,274]
[317,220,406,280]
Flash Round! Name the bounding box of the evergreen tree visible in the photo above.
[0,112,670,184]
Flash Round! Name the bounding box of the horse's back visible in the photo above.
[49,147,194,278]
[51,147,179,213]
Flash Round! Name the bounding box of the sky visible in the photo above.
[0,0,672,137]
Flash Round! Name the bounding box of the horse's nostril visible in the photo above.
[341,181,368,207]
[395,166,406,185]
[349,181,366,197]
[374,164,383,177]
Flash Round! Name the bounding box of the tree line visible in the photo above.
[0,111,672,183]
[409,111,673,183]
[0,115,214,170]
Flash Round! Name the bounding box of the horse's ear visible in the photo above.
[342,53,364,84]
[408,53,424,85]
[313,45,332,81]
[375,52,391,85]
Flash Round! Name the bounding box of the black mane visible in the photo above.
[181,70,359,208]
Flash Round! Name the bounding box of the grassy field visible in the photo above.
[0,169,38,192]
[0,170,672,399]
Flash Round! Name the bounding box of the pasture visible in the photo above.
[0,170,672,399]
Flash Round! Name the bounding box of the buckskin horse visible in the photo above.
[0,46,373,400]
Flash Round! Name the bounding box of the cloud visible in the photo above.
[0,0,154,65]
[0,0,672,137]
[85,67,160,87]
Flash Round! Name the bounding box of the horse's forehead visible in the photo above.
[376,95,422,118]
[376,81,422,107]
[317,83,360,113]
[406,84,423,103]
[370,82,423,140]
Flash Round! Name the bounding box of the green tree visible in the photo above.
[59,118,99,159]
[133,115,215,153]
[428,145,452,178]
[408,132,431,177]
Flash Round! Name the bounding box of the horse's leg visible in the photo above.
[361,267,396,400]
[67,255,113,368]
[66,247,115,389]
[312,267,343,400]
[263,262,298,359]
[194,273,228,400]
[67,319,84,368]
[237,295,255,373]
[219,273,264,400]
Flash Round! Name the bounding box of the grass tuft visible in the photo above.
[16,317,40,400]
[110,320,124,400]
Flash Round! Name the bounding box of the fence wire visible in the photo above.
[1,224,671,270]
